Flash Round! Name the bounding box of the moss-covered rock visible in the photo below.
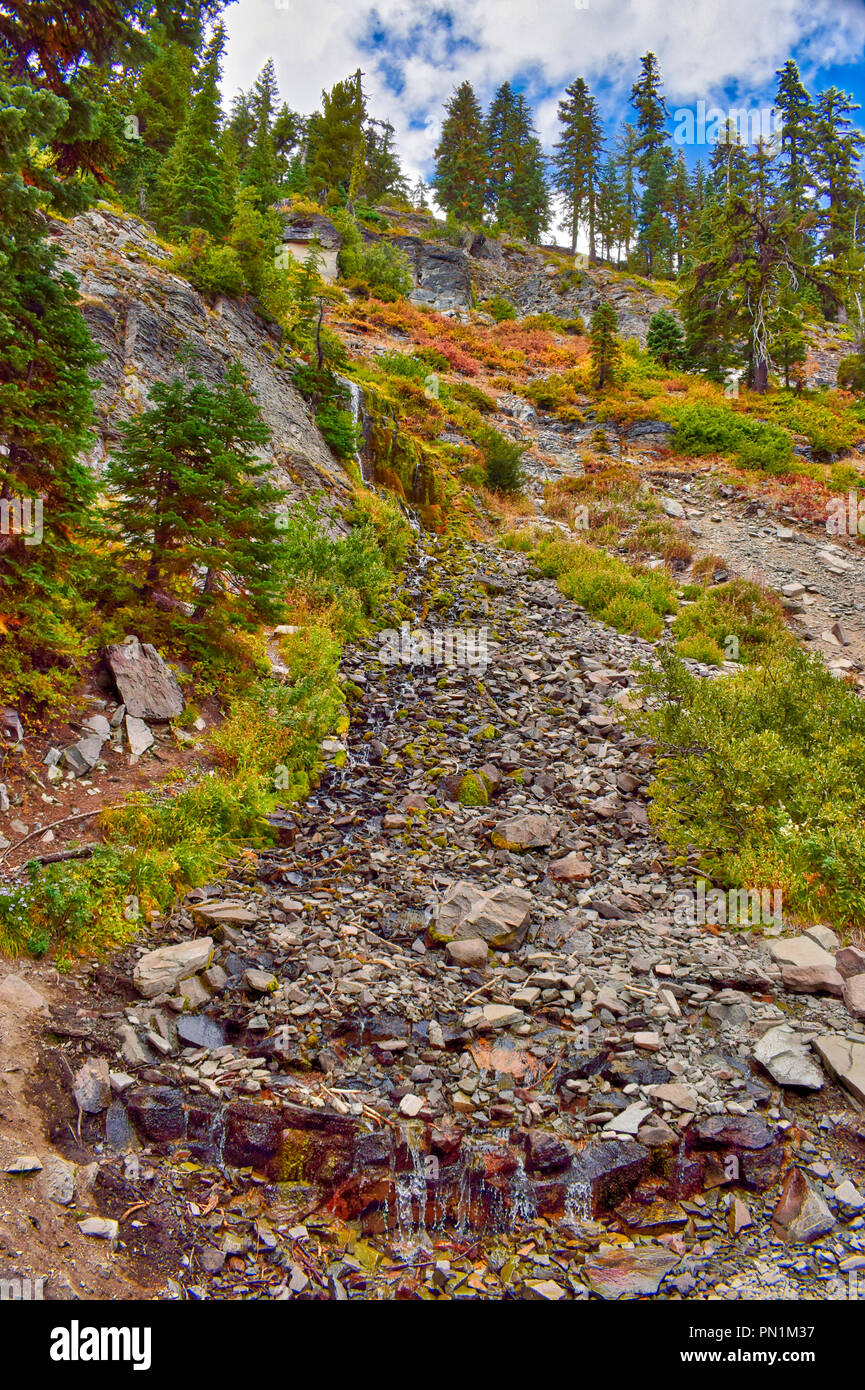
[457,772,489,806]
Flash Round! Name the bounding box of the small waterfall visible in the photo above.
[509,1155,537,1230]
[395,1124,430,1258]
[564,1169,592,1225]
[338,375,373,482]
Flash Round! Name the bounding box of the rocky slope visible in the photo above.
[5,536,865,1302]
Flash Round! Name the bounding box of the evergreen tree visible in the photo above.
[589,303,622,388]
[647,309,684,366]
[485,81,519,222]
[152,24,231,237]
[0,76,100,671]
[509,96,550,243]
[774,59,813,218]
[630,52,671,183]
[615,122,640,259]
[106,360,286,625]
[680,142,833,391]
[667,152,691,272]
[596,157,625,262]
[811,87,865,263]
[552,77,603,256]
[638,151,673,275]
[363,120,408,202]
[433,81,489,223]
[305,70,365,202]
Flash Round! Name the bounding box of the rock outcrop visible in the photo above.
[52,208,352,505]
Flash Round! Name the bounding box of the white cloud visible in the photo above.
[222,0,865,191]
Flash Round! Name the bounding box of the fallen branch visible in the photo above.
[0,804,123,863]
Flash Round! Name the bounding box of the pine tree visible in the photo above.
[0,76,100,671]
[637,152,673,275]
[647,310,684,367]
[363,120,408,202]
[509,96,550,243]
[667,152,691,272]
[305,70,365,202]
[152,24,231,237]
[615,122,640,259]
[106,360,286,626]
[811,87,865,263]
[589,303,622,388]
[630,52,671,184]
[485,81,519,222]
[552,77,603,256]
[774,60,814,218]
[595,157,625,263]
[433,82,489,223]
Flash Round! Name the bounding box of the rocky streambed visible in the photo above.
[9,537,865,1302]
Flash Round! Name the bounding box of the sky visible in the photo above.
[221,0,865,195]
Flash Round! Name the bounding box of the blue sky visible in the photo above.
[223,0,865,185]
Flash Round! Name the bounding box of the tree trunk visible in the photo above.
[753,360,769,393]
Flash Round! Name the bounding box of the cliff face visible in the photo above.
[52,209,353,506]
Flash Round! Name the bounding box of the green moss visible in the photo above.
[457,772,489,806]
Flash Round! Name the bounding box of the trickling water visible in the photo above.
[564,1172,592,1225]
[339,375,373,482]
[395,1125,430,1258]
[509,1155,537,1230]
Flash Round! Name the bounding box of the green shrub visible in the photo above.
[673,578,792,665]
[480,295,517,322]
[478,426,526,494]
[666,402,792,471]
[170,229,247,297]
[629,649,865,931]
[533,537,676,640]
[316,402,362,460]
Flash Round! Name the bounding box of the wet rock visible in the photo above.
[753,1025,824,1090]
[583,1243,679,1299]
[104,637,184,721]
[133,937,213,998]
[525,1129,575,1173]
[570,1138,650,1211]
[125,1086,186,1143]
[73,1057,111,1114]
[771,1167,835,1243]
[693,1115,775,1150]
[223,1102,284,1167]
